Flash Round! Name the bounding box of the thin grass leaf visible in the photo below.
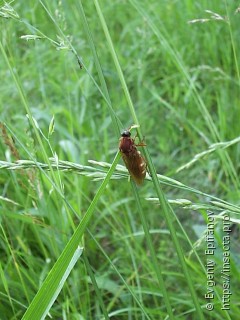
[129,0,239,192]
[24,246,83,320]
[177,135,240,172]
[22,152,120,319]
[87,229,152,320]
[1,158,239,216]
[83,254,110,320]
[94,1,206,317]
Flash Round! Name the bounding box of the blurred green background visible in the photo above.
[0,0,239,319]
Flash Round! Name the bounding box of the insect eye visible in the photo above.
[121,130,131,137]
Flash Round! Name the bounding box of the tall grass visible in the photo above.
[0,1,239,319]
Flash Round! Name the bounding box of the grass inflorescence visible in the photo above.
[0,1,239,319]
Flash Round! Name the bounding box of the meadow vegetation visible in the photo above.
[0,0,239,319]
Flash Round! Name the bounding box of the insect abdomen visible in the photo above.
[122,149,146,185]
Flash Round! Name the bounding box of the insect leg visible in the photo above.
[135,137,146,147]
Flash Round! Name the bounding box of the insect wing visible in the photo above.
[122,151,146,185]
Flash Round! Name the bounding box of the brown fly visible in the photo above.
[119,127,146,185]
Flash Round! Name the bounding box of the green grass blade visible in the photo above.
[25,247,83,320]
[131,182,174,318]
[78,0,121,136]
[83,253,110,320]
[22,152,120,319]
[129,0,239,191]
[93,1,204,318]
[87,230,152,320]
